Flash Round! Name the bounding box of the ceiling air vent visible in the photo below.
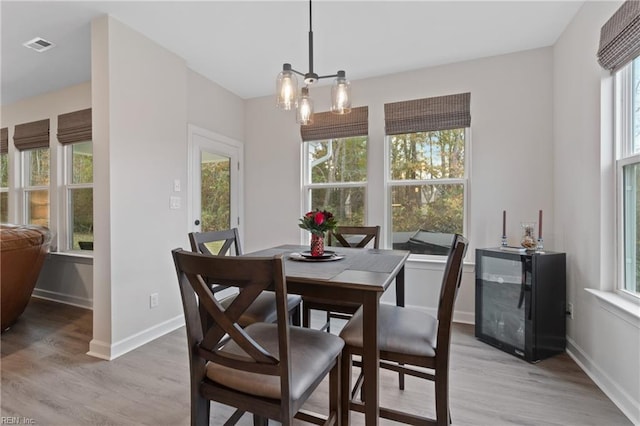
[23,37,55,53]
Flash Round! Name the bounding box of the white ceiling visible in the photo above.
[1,0,585,106]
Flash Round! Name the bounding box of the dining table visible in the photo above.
[244,244,411,425]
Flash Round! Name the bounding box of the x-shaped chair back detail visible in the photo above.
[173,249,342,426]
[189,228,243,257]
[172,250,295,420]
[329,225,380,249]
[173,250,290,371]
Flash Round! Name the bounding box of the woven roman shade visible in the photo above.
[597,0,640,72]
[13,119,50,151]
[384,93,470,135]
[300,106,368,141]
[1,128,7,154]
[57,108,92,145]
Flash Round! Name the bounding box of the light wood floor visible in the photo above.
[1,298,631,425]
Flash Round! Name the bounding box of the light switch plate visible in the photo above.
[170,196,181,209]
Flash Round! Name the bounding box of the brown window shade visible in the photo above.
[384,92,471,135]
[57,108,92,145]
[1,128,7,154]
[300,106,368,141]
[13,119,50,151]
[598,0,640,72]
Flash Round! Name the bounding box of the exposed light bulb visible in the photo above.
[276,64,298,110]
[296,87,314,125]
[331,71,351,114]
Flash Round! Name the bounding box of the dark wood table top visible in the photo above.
[245,244,409,293]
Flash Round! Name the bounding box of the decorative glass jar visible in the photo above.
[520,222,537,249]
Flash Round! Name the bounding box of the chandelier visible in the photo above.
[275,0,352,125]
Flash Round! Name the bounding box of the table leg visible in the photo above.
[362,292,380,425]
[395,265,405,307]
[395,265,406,390]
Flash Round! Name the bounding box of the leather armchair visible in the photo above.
[1,224,52,331]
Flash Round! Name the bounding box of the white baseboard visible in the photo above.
[566,337,639,425]
[87,314,185,361]
[32,289,92,310]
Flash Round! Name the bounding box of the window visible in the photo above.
[22,147,50,226]
[303,136,368,225]
[0,153,7,223]
[301,107,369,225]
[57,108,93,251]
[65,141,93,250]
[1,127,7,223]
[388,129,467,254]
[14,118,50,227]
[385,93,471,255]
[615,58,640,296]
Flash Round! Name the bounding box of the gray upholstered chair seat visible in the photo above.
[206,322,344,401]
[220,292,302,327]
[340,304,438,358]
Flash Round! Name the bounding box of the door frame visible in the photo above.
[187,124,244,240]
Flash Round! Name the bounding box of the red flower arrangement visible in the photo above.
[298,209,338,236]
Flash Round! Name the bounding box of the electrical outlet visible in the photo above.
[150,293,159,309]
[566,302,573,319]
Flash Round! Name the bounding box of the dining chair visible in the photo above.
[172,249,344,426]
[189,229,302,327]
[302,225,380,333]
[339,234,468,426]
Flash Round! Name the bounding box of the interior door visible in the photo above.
[189,126,242,234]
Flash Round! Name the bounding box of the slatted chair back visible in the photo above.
[328,225,380,249]
[436,234,468,355]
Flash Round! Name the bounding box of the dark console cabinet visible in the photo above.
[475,248,566,362]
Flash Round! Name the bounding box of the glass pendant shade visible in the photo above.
[331,71,351,114]
[296,87,314,125]
[276,64,298,110]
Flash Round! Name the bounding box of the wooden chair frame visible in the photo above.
[189,228,301,327]
[340,234,468,426]
[172,249,341,426]
[302,226,380,332]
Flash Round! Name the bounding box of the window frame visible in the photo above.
[301,136,369,234]
[20,147,50,227]
[385,127,470,258]
[614,60,640,299]
[61,141,93,252]
[0,152,8,223]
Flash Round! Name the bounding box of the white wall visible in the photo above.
[554,1,639,423]
[187,70,245,143]
[245,47,555,324]
[2,16,247,359]
[90,15,188,359]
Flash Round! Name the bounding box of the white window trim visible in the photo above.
[20,148,49,226]
[61,142,93,253]
[384,128,471,259]
[614,62,640,300]
[301,138,369,243]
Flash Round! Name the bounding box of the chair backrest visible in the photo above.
[328,225,380,249]
[435,234,468,356]
[188,228,242,257]
[172,249,292,396]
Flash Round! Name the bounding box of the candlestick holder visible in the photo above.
[501,235,508,247]
[536,237,544,251]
